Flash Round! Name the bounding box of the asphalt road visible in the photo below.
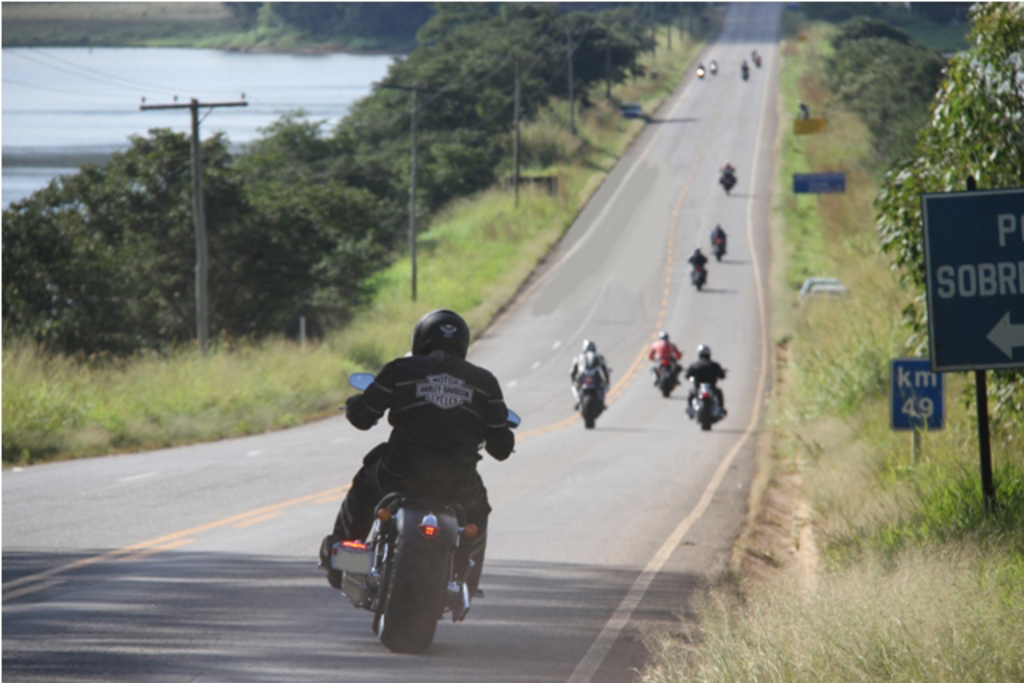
[2,5,781,681]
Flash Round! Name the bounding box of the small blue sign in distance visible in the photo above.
[922,187,1024,371]
[793,172,845,194]
[891,359,944,431]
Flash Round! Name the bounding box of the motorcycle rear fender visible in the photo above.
[394,504,460,551]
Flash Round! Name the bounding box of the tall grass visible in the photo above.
[643,17,1024,683]
[2,25,708,465]
[644,547,1024,683]
[2,337,357,462]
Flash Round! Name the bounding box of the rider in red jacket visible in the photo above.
[648,331,683,385]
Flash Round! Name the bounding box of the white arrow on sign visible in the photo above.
[986,312,1024,358]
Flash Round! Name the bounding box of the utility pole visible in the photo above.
[380,83,433,301]
[141,97,247,354]
[567,25,575,135]
[605,32,612,99]
[410,87,419,300]
[513,55,521,208]
[650,14,657,58]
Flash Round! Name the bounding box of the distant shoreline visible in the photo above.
[3,150,116,168]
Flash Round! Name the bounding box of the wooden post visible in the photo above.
[409,87,418,300]
[567,25,575,135]
[513,56,521,208]
[189,99,209,354]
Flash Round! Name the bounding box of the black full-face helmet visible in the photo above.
[411,309,470,359]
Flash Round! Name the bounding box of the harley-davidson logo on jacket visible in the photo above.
[416,374,474,409]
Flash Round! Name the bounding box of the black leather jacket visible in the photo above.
[685,358,726,385]
[345,350,515,485]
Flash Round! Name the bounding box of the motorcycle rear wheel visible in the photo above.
[378,537,449,654]
[581,395,600,429]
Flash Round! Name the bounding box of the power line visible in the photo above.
[6,50,180,97]
[9,49,228,99]
[1,77,138,99]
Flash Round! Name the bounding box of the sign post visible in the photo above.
[794,118,827,135]
[890,359,944,463]
[922,182,1024,511]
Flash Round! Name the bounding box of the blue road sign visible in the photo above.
[891,359,944,431]
[793,172,845,194]
[922,187,1024,371]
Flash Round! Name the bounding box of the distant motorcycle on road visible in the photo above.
[654,359,680,398]
[575,367,606,429]
[712,234,727,261]
[691,264,708,291]
[720,168,737,195]
[688,381,724,431]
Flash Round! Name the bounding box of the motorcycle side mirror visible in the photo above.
[507,410,522,429]
[348,373,375,392]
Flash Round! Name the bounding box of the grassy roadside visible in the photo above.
[642,18,1024,683]
[2,24,713,465]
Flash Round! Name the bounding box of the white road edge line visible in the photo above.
[567,22,774,683]
[118,471,159,483]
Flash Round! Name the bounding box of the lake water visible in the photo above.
[2,47,396,208]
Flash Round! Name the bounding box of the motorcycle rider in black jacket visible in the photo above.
[685,344,728,416]
[320,310,515,594]
[710,224,727,252]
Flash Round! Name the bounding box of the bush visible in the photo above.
[825,21,945,164]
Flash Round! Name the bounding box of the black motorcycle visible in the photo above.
[720,169,737,195]
[688,381,724,431]
[575,367,606,429]
[712,234,727,261]
[741,63,750,81]
[691,264,707,291]
[329,372,521,653]
[654,360,679,398]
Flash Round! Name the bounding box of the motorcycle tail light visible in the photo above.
[419,512,440,539]
[700,389,710,398]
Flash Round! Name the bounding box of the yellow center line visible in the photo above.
[518,108,719,442]
[117,538,196,562]
[233,511,283,529]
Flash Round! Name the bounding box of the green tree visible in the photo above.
[2,127,390,353]
[826,27,945,163]
[830,15,911,51]
[875,3,1024,425]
